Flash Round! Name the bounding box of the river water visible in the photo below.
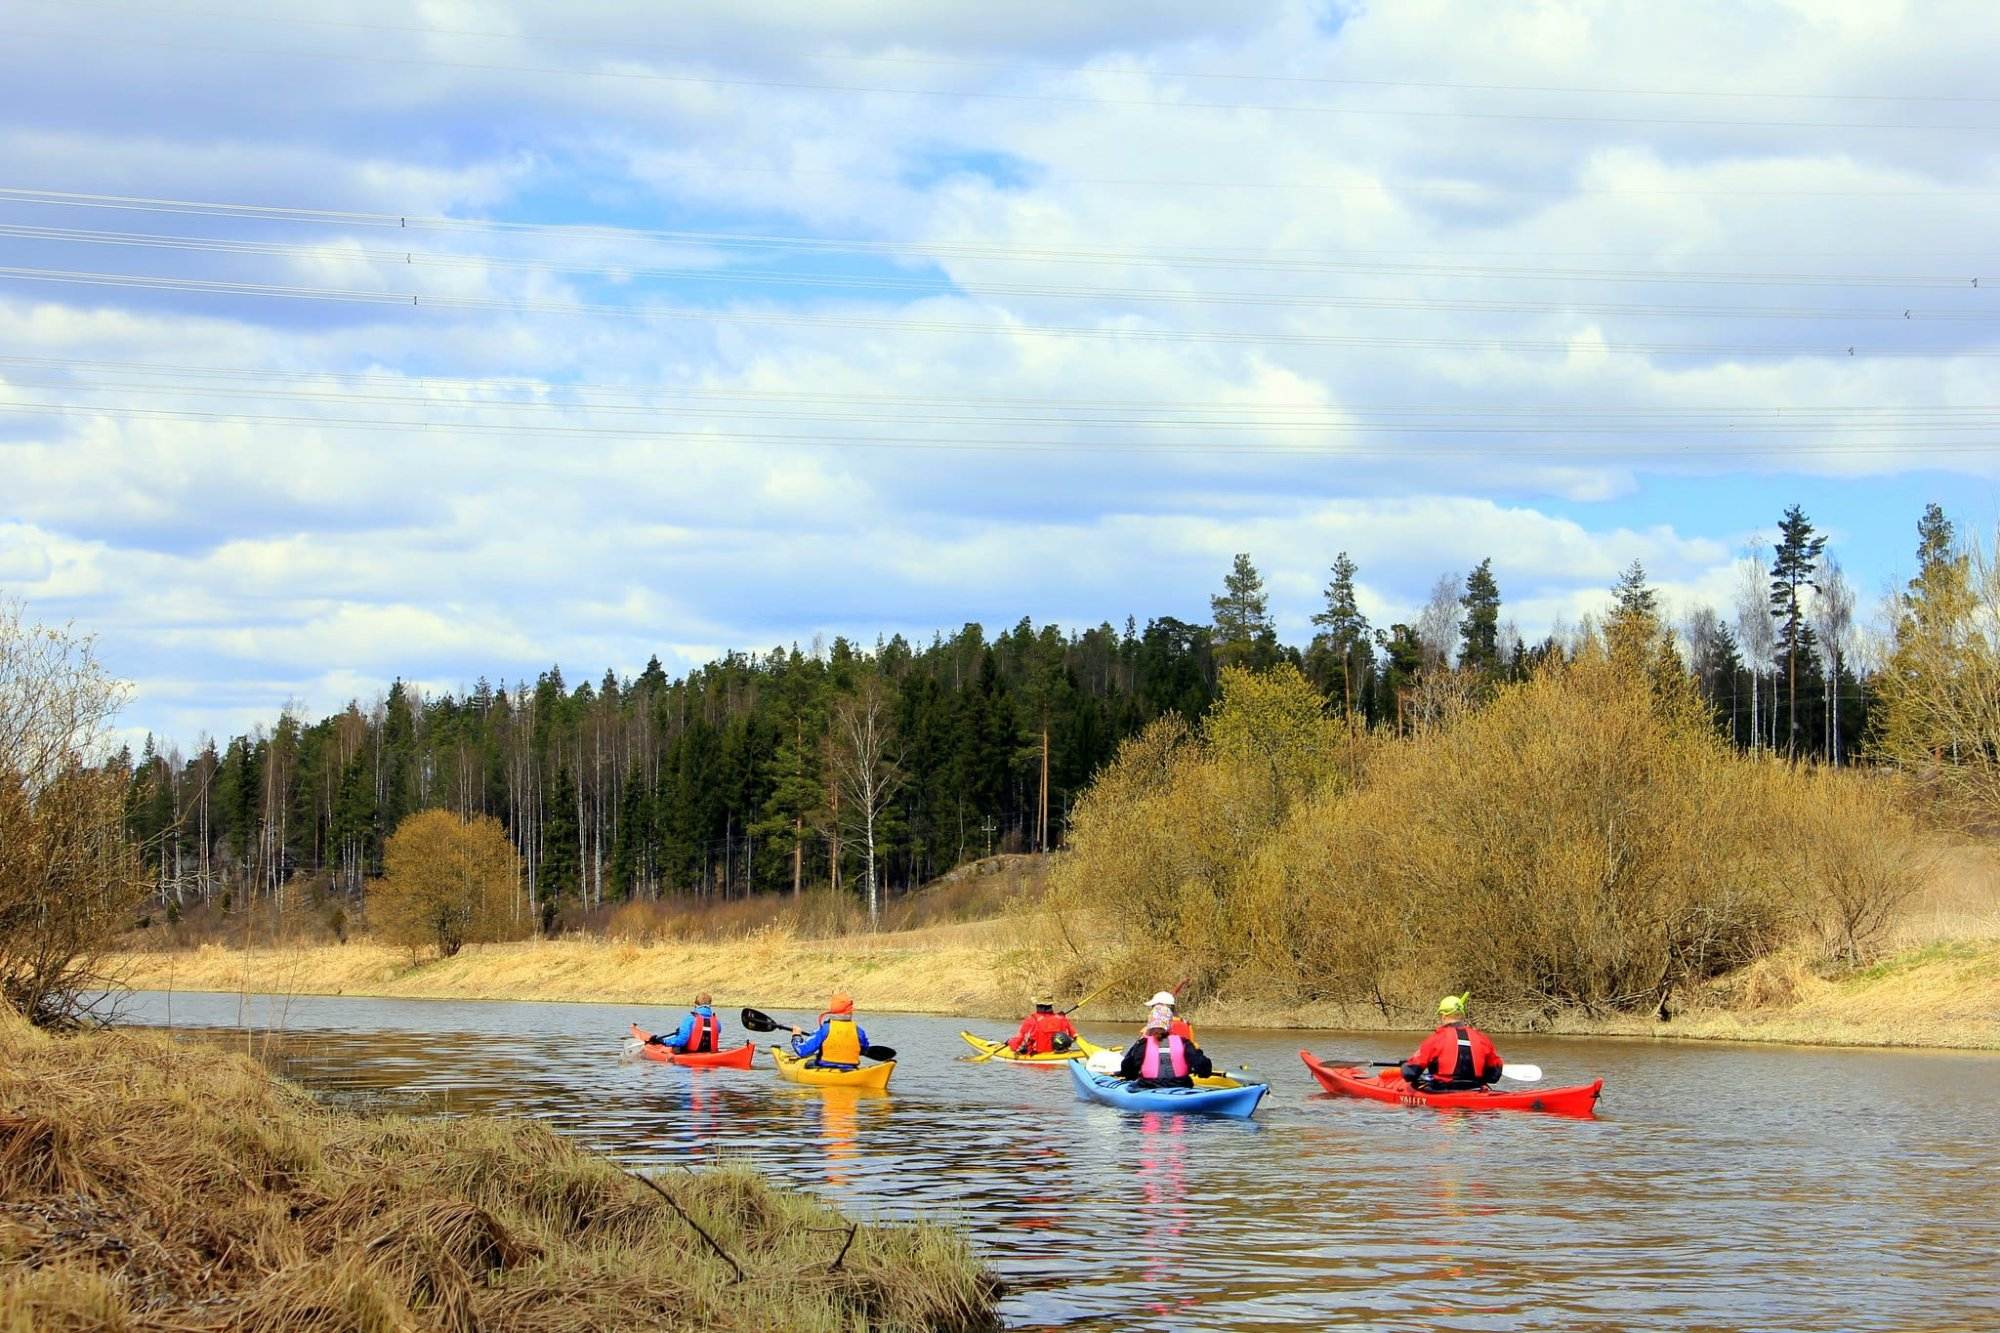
[117,991,2000,1330]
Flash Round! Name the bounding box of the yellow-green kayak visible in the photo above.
[958,1030,1112,1064]
[770,1046,895,1089]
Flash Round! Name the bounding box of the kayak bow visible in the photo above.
[958,1030,1111,1064]
[770,1046,895,1089]
[1298,1051,1602,1117]
[627,1024,756,1069]
[1066,1057,1267,1119]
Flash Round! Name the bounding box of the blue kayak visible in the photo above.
[1066,1058,1268,1119]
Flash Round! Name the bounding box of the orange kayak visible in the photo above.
[629,1024,756,1069]
[1299,1051,1601,1117]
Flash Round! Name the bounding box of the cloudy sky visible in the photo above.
[3,0,1997,745]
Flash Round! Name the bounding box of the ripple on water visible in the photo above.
[116,993,2000,1331]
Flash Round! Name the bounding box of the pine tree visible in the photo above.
[1310,551,1372,715]
[1457,559,1502,675]
[1210,553,1274,670]
[1768,505,1828,757]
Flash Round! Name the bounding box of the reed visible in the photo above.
[0,1011,998,1331]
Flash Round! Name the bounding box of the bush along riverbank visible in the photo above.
[0,1011,999,1331]
[1020,647,2000,1050]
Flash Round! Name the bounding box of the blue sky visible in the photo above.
[2,0,1997,748]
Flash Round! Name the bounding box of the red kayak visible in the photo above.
[1299,1051,1601,1117]
[629,1024,756,1069]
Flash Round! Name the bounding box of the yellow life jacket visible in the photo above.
[818,1018,862,1065]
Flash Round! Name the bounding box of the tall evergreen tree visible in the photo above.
[1768,505,1828,757]
[1211,553,1275,670]
[1457,558,1502,675]
[1310,551,1373,715]
[537,764,581,931]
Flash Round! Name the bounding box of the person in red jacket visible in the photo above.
[1401,994,1503,1091]
[1007,997,1079,1055]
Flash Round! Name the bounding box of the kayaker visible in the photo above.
[649,992,721,1054]
[1119,1018,1213,1089]
[1147,990,1198,1043]
[1400,994,1503,1091]
[1007,996,1079,1055]
[789,993,870,1071]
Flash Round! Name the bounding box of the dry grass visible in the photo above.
[0,1010,998,1331]
[107,917,1026,1018]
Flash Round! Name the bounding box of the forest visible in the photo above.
[114,501,1907,931]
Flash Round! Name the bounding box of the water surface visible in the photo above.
[119,991,2000,1330]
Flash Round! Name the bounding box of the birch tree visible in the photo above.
[830,675,902,928]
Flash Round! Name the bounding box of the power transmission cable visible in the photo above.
[15,374,1996,435]
[9,354,1993,422]
[4,399,1991,458]
[2,222,1989,319]
[3,189,1992,272]
[5,23,1990,133]
[5,264,1996,358]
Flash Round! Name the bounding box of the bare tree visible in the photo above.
[0,602,141,1027]
[1415,572,1462,670]
[1733,543,1775,751]
[830,676,902,928]
[1812,556,1856,765]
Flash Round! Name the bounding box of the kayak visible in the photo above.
[1299,1052,1602,1117]
[770,1046,895,1090]
[958,1030,1112,1064]
[627,1024,756,1069]
[1066,1057,1267,1119]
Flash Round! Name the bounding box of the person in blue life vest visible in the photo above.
[789,992,870,1070]
[1118,1017,1214,1089]
[648,992,721,1054]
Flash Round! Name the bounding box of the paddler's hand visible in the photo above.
[789,1026,802,1036]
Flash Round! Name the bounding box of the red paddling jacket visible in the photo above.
[1007,1010,1079,1055]
[1402,1022,1503,1089]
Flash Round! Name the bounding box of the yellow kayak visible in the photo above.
[958,1030,1112,1064]
[770,1046,895,1089]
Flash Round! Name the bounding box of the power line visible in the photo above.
[5,24,1993,134]
[3,222,1990,320]
[5,399,1992,458]
[46,0,2000,107]
[8,263,1998,358]
[11,354,1995,421]
[17,375,1998,435]
[5,189,1992,271]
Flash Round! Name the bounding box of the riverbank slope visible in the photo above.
[0,1011,997,1330]
[109,911,1999,1052]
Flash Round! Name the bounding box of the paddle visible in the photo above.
[1361,1059,1544,1083]
[740,1007,895,1062]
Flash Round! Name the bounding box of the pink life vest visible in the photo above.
[1140,1034,1189,1080]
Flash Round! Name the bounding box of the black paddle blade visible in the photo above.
[862,1045,896,1062]
[740,1007,779,1033]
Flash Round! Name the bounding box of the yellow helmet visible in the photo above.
[1437,993,1469,1018]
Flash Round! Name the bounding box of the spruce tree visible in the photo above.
[537,765,581,932]
[1457,558,1502,675]
[1768,505,1827,757]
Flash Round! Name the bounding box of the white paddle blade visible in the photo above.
[621,1037,645,1061]
[1500,1063,1542,1082]
[1086,1050,1123,1075]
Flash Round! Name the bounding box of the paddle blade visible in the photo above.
[862,1044,896,1062]
[740,1007,779,1033]
[1500,1063,1543,1082]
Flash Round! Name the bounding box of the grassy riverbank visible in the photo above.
[108,871,1999,1051]
[0,1011,997,1331]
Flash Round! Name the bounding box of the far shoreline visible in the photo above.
[108,930,2000,1055]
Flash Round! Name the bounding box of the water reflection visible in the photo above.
[117,991,2000,1332]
